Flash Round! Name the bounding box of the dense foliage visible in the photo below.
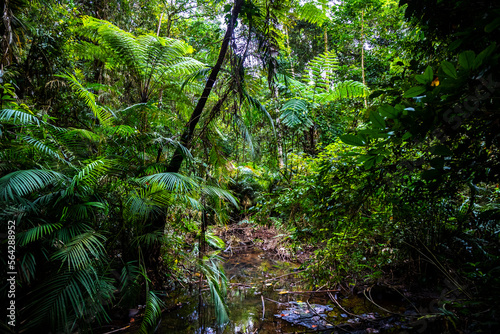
[1,0,499,333]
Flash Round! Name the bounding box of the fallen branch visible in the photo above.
[264,270,306,281]
[328,292,376,324]
[102,325,131,334]
[277,289,340,294]
[261,295,265,320]
[264,297,288,305]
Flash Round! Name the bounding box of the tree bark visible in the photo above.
[166,0,243,173]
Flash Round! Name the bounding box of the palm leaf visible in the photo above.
[0,108,40,125]
[52,231,107,270]
[0,169,66,201]
[138,172,198,193]
[17,222,63,246]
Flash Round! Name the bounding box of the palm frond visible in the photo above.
[141,290,165,332]
[201,185,239,209]
[199,255,229,325]
[27,265,113,332]
[18,222,63,246]
[20,134,71,165]
[0,169,66,201]
[0,108,40,125]
[66,128,101,142]
[138,172,198,193]
[52,231,107,270]
[70,159,112,194]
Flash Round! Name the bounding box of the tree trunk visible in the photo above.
[361,9,368,108]
[166,0,243,173]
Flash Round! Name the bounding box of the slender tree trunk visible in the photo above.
[361,9,368,108]
[276,117,284,168]
[157,12,163,36]
[166,0,243,173]
[285,25,294,77]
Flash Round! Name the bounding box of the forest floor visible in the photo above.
[213,221,316,264]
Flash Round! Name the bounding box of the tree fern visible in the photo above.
[57,72,114,126]
[279,98,314,131]
[303,49,339,92]
[77,17,205,101]
[295,1,330,26]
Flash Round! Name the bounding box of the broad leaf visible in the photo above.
[441,61,457,79]
[340,134,366,146]
[404,86,426,98]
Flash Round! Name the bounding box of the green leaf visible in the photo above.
[448,39,462,51]
[430,144,452,156]
[430,158,445,169]
[378,104,399,119]
[340,134,366,146]
[485,17,500,33]
[369,111,386,129]
[458,51,476,71]
[441,61,457,79]
[402,132,412,140]
[474,43,496,69]
[423,66,433,83]
[404,86,426,98]
[363,156,376,170]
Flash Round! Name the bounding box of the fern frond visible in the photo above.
[295,2,329,26]
[57,72,114,126]
[279,98,314,130]
[304,50,339,91]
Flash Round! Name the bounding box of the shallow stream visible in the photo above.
[154,247,408,333]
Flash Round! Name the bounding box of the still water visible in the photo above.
[156,247,390,334]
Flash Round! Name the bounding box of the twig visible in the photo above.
[264,270,306,281]
[363,287,406,316]
[305,297,350,333]
[230,282,253,287]
[327,292,376,323]
[264,297,289,305]
[102,325,131,334]
[261,295,265,320]
[277,289,340,294]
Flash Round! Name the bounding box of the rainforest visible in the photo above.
[1,0,499,333]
